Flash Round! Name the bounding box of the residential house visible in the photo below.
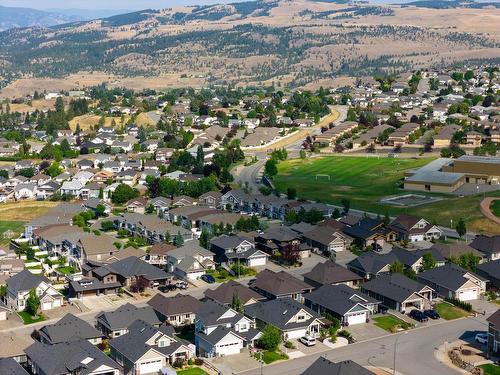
[5,270,63,312]
[343,217,396,250]
[65,233,117,267]
[303,260,363,288]
[389,215,442,242]
[38,313,103,345]
[147,293,201,326]
[68,275,122,300]
[302,357,375,375]
[14,183,37,200]
[125,197,148,214]
[109,320,194,374]
[470,235,500,261]
[209,235,268,267]
[60,179,85,198]
[95,303,162,338]
[204,280,266,307]
[250,269,313,303]
[150,196,170,215]
[0,358,29,375]
[476,260,500,290]
[25,339,120,375]
[245,298,323,340]
[361,273,434,312]
[305,284,380,326]
[166,242,215,280]
[146,243,177,268]
[198,191,222,208]
[255,227,311,259]
[301,226,351,256]
[195,300,260,357]
[487,309,500,356]
[417,263,487,301]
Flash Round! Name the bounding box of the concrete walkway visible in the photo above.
[480,197,500,224]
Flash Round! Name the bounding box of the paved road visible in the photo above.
[239,316,488,375]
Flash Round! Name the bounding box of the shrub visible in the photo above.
[284,341,295,349]
[444,297,472,312]
[194,358,204,366]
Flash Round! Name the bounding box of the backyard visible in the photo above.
[273,156,500,227]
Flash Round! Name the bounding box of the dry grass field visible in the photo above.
[0,201,59,221]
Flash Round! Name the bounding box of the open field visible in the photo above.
[274,156,500,229]
[0,201,59,221]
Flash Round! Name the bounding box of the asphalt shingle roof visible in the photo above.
[96,303,161,330]
[39,313,102,344]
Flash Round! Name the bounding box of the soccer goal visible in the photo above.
[315,174,331,181]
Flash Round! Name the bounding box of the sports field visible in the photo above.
[274,156,500,228]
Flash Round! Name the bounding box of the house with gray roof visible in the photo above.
[361,273,434,312]
[39,313,103,345]
[302,357,375,375]
[209,234,268,267]
[0,358,29,375]
[305,284,380,326]
[195,299,260,357]
[95,303,161,338]
[109,319,194,374]
[204,280,266,307]
[25,339,120,375]
[104,256,172,288]
[476,260,500,290]
[417,263,487,301]
[5,270,63,312]
[245,298,323,340]
[250,269,313,303]
[470,235,500,262]
[147,293,201,326]
[303,260,363,288]
[166,242,215,280]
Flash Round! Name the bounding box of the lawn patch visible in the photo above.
[177,368,207,375]
[0,220,26,246]
[491,200,500,218]
[479,364,500,375]
[373,315,412,332]
[273,156,500,226]
[18,311,46,325]
[255,350,288,364]
[435,302,470,320]
[57,266,78,275]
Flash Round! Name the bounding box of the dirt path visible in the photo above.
[479,197,500,225]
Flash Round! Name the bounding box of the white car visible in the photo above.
[299,336,316,346]
[475,333,488,344]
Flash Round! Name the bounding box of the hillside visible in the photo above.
[0,6,82,31]
[0,0,499,94]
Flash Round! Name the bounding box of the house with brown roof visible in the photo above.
[487,309,500,356]
[65,233,117,267]
[301,226,352,256]
[125,197,148,214]
[147,293,201,326]
[303,261,363,289]
[249,269,313,303]
[146,243,177,267]
[204,280,266,306]
[389,214,442,243]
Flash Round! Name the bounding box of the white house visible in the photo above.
[5,270,63,312]
[14,183,37,200]
[60,180,85,198]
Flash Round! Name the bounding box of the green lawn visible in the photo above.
[373,316,411,332]
[479,364,500,375]
[177,368,207,375]
[255,350,289,364]
[17,311,46,325]
[491,200,500,218]
[57,266,78,275]
[435,302,470,320]
[0,220,25,245]
[273,156,500,226]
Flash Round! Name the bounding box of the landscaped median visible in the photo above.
[373,315,413,333]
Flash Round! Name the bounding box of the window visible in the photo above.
[297,315,305,321]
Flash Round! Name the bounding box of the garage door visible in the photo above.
[41,302,52,311]
[249,257,267,267]
[286,329,307,339]
[139,359,163,374]
[346,312,367,325]
[458,289,478,301]
[216,342,242,356]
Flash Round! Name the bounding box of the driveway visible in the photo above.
[288,338,329,356]
[210,348,261,375]
[347,320,388,342]
[470,298,499,316]
[79,294,132,311]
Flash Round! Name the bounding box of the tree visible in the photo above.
[287,187,297,200]
[199,229,211,249]
[111,184,139,205]
[389,261,404,274]
[174,231,184,247]
[383,210,391,227]
[95,204,106,217]
[0,170,8,179]
[264,158,278,177]
[422,252,436,270]
[25,289,40,318]
[0,284,7,298]
[258,325,282,351]
[231,291,244,313]
[341,198,350,214]
[331,208,341,219]
[46,162,63,178]
[281,243,300,265]
[455,218,466,239]
[299,149,306,159]
[100,221,114,231]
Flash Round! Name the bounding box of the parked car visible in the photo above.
[424,310,440,320]
[175,281,188,289]
[299,336,316,346]
[201,274,215,284]
[475,333,488,344]
[409,310,429,322]
[159,284,177,293]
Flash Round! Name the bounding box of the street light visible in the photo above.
[393,331,408,375]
